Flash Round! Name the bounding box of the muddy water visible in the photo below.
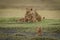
[0,29,60,39]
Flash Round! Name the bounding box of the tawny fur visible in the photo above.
[36,27,42,36]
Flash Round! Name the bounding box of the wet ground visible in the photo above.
[0,29,60,39]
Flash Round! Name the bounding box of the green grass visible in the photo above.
[0,18,60,32]
[31,37,58,40]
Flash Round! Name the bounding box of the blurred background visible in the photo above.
[0,0,60,19]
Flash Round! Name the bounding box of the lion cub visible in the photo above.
[36,26,42,36]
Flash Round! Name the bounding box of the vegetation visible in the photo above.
[31,37,58,40]
[0,18,60,40]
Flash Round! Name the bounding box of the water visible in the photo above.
[0,29,60,38]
